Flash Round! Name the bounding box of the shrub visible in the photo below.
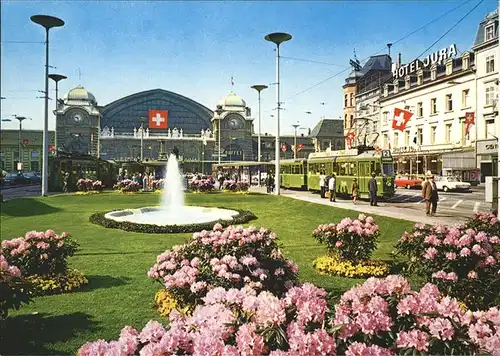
[114,179,141,193]
[0,252,32,319]
[313,214,380,263]
[332,275,499,356]
[395,222,500,310]
[27,269,88,295]
[78,283,335,355]
[76,178,103,192]
[222,180,250,192]
[313,256,388,278]
[1,230,78,277]
[92,180,103,191]
[466,212,500,237]
[148,224,299,309]
[189,178,215,193]
[151,179,164,190]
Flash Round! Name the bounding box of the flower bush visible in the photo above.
[222,180,250,192]
[79,283,335,355]
[76,178,103,192]
[27,268,87,295]
[466,212,500,238]
[114,179,141,193]
[313,256,388,278]
[0,252,32,319]
[189,178,215,193]
[313,214,380,263]
[148,223,298,310]
[332,275,499,355]
[395,222,500,310]
[151,178,164,190]
[1,230,78,277]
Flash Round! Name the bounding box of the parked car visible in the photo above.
[394,175,423,189]
[434,176,471,192]
[23,172,41,184]
[2,172,30,186]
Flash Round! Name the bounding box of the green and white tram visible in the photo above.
[306,148,395,199]
[279,159,308,190]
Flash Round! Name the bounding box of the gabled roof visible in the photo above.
[360,54,392,75]
[310,119,344,138]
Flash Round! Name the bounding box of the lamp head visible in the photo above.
[30,15,64,29]
[251,84,268,92]
[265,32,292,45]
[48,74,67,82]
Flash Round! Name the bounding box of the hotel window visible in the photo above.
[344,94,348,107]
[486,55,495,73]
[431,98,437,114]
[417,71,423,85]
[417,102,423,117]
[417,128,423,145]
[393,80,399,94]
[446,94,453,111]
[486,119,496,139]
[394,132,399,148]
[462,54,470,70]
[445,123,453,143]
[486,86,497,106]
[431,67,437,80]
[430,126,437,144]
[462,89,470,108]
[446,59,453,75]
[372,121,378,133]
[383,112,389,125]
[485,24,495,41]
[383,133,388,148]
[405,76,410,90]
[404,130,410,146]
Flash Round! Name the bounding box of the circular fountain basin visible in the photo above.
[104,206,240,226]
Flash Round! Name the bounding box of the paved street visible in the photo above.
[249,185,491,226]
[1,184,43,201]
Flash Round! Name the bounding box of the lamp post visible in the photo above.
[251,84,268,186]
[292,122,300,159]
[265,32,292,196]
[139,116,146,161]
[31,14,64,196]
[215,106,224,165]
[48,74,66,151]
[2,115,31,171]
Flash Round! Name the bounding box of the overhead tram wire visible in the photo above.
[280,56,349,68]
[281,0,478,103]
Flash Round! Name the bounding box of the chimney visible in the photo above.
[398,53,402,65]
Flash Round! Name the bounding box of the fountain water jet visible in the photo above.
[104,154,240,227]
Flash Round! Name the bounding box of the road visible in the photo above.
[1,184,43,201]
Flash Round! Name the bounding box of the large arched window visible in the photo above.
[350,115,354,127]
[350,93,354,107]
[344,94,348,108]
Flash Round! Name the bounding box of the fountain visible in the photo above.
[103,154,242,228]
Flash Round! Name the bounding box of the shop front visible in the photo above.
[477,139,498,182]
[392,147,442,176]
[441,149,479,185]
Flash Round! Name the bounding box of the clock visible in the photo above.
[228,117,242,130]
[73,113,83,123]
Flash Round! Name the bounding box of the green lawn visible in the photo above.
[0,192,414,354]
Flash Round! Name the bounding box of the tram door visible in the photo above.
[359,161,370,197]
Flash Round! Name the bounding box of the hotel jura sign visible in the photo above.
[392,44,457,79]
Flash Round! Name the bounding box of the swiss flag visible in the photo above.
[392,108,413,132]
[149,110,168,129]
[465,112,475,135]
[346,131,356,148]
[297,143,303,151]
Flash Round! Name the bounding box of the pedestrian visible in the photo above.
[328,174,336,202]
[352,178,359,204]
[218,172,225,190]
[368,172,378,206]
[62,172,70,193]
[319,171,326,198]
[422,171,439,216]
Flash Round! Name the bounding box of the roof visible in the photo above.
[473,8,498,48]
[309,119,344,138]
[360,54,392,75]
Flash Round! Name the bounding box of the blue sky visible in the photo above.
[0,0,497,134]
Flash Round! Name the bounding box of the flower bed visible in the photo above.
[148,223,298,310]
[113,179,141,193]
[313,256,388,278]
[395,221,500,310]
[76,178,103,192]
[27,269,88,295]
[1,230,86,296]
[222,180,250,192]
[89,208,257,234]
[79,276,499,355]
[190,178,215,193]
[0,252,32,319]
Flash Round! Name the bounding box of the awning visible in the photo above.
[441,150,475,169]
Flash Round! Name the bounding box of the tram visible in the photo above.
[279,148,395,199]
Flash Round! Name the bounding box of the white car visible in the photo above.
[434,176,471,192]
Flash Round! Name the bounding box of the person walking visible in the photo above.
[328,174,336,202]
[368,172,378,206]
[62,172,70,193]
[352,178,359,204]
[319,172,326,198]
[422,171,439,216]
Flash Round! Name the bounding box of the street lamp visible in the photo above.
[139,116,146,161]
[265,32,292,196]
[214,106,224,165]
[31,14,64,196]
[2,115,32,171]
[48,74,67,150]
[251,84,268,186]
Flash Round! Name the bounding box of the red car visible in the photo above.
[394,175,423,189]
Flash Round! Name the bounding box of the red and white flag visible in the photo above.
[346,131,356,148]
[465,112,475,135]
[392,108,413,132]
[149,110,168,129]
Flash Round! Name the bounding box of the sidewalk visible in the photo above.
[249,186,463,226]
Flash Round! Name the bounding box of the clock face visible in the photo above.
[229,118,242,130]
[73,113,83,123]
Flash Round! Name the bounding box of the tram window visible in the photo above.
[374,162,382,176]
[349,163,357,176]
[383,163,394,176]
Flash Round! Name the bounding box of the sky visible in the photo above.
[0,0,497,135]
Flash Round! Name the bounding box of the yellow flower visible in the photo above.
[154,290,178,317]
[313,256,389,278]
